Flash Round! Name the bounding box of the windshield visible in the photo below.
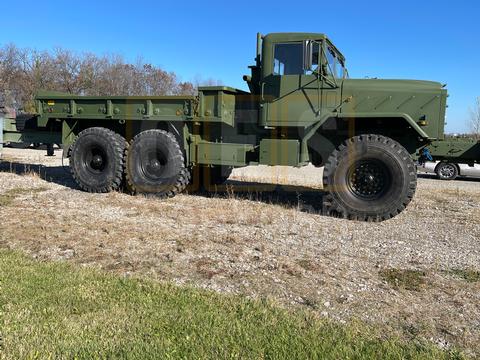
[324,43,347,79]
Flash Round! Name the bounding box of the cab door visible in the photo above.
[260,41,322,127]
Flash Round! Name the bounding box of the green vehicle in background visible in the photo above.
[1,32,479,221]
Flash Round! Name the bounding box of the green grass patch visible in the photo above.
[0,187,48,206]
[379,268,427,291]
[447,268,480,283]
[0,250,464,359]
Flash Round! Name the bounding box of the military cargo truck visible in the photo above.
[1,32,477,221]
[420,138,480,180]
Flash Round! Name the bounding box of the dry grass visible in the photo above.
[0,186,48,206]
[1,148,480,357]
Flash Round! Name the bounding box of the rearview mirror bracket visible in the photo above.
[303,40,313,71]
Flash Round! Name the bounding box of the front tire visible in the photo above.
[70,127,126,193]
[125,130,190,198]
[323,134,417,221]
[435,162,458,180]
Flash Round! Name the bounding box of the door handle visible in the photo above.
[261,82,265,102]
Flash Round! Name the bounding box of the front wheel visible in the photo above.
[323,134,417,221]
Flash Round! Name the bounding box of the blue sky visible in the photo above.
[0,0,478,133]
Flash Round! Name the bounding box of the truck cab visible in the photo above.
[244,33,345,128]
[260,33,345,128]
[245,32,448,155]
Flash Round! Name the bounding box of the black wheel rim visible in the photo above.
[140,149,168,181]
[83,145,107,174]
[346,159,391,200]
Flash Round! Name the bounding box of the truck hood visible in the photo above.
[339,78,447,140]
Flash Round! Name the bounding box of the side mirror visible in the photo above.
[303,40,313,71]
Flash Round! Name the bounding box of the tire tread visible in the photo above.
[125,129,190,198]
[322,134,417,222]
[70,127,126,193]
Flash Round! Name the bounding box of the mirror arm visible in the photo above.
[325,58,337,87]
[320,45,338,88]
[303,40,313,71]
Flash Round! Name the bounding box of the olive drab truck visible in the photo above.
[2,32,479,221]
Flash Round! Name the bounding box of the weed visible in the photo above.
[0,186,48,206]
[379,268,427,291]
[447,268,480,283]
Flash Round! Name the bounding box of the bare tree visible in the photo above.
[192,75,223,88]
[0,44,196,111]
[469,97,480,139]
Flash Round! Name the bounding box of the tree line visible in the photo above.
[0,44,196,112]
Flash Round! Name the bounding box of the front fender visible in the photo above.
[338,112,430,139]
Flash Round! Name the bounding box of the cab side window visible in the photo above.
[273,43,303,75]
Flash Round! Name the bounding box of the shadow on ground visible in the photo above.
[0,161,78,189]
[4,159,478,217]
[0,161,326,214]
[417,173,480,182]
[190,180,326,214]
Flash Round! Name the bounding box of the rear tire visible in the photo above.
[435,162,458,180]
[125,129,190,198]
[70,127,126,193]
[323,134,417,221]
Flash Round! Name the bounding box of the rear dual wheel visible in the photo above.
[70,128,189,198]
[125,130,190,198]
[70,127,126,193]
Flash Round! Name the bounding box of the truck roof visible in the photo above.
[264,33,327,42]
[263,33,344,62]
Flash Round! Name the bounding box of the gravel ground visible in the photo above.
[1,147,480,356]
